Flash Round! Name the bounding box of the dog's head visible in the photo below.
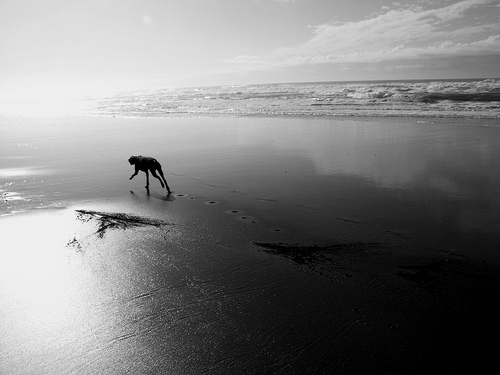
[128,155,141,165]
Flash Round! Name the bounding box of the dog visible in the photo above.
[128,155,171,193]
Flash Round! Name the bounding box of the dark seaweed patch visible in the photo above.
[76,209,170,238]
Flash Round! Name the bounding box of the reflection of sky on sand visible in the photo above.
[266,118,500,239]
[270,119,499,192]
[303,122,426,188]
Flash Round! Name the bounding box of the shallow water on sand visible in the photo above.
[1,116,500,373]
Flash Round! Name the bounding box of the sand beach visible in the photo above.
[1,115,500,373]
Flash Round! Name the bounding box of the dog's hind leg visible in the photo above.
[144,170,150,188]
[151,169,165,189]
[157,168,171,193]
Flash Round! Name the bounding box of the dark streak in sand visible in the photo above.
[335,217,361,224]
[257,197,278,203]
[254,242,382,265]
[254,242,385,280]
[297,204,316,211]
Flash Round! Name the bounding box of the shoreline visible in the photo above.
[83,110,500,120]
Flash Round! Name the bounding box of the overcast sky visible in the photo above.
[1,0,499,100]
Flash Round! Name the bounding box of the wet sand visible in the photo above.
[1,115,500,373]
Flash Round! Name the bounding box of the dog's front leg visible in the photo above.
[145,170,150,188]
[130,166,139,180]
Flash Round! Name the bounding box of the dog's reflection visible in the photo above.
[130,189,174,201]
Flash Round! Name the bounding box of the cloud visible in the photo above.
[143,15,154,27]
[224,0,500,72]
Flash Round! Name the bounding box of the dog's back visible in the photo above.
[130,155,159,169]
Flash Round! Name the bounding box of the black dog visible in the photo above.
[128,155,171,193]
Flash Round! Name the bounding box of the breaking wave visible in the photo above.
[92,79,500,119]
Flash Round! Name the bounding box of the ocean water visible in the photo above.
[92,78,500,119]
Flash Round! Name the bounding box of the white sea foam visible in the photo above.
[91,79,499,119]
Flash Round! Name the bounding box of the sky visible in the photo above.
[1,0,499,101]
